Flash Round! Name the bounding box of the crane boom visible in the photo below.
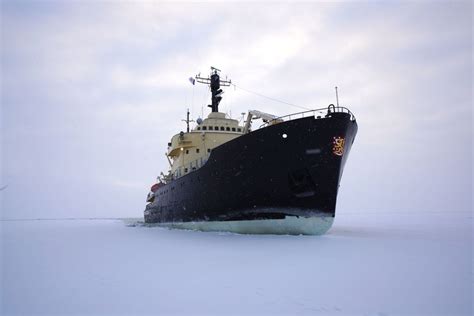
[243,110,283,134]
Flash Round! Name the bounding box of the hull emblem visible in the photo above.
[332,137,345,156]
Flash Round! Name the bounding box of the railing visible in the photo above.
[171,153,211,180]
[259,105,356,128]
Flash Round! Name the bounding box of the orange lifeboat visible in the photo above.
[146,182,164,202]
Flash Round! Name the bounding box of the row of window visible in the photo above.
[185,148,211,154]
[197,126,242,132]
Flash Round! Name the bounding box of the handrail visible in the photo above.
[259,105,356,128]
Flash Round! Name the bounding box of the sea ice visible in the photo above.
[1,211,472,315]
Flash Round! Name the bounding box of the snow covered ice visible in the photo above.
[1,211,472,316]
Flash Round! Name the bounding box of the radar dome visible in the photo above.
[196,118,203,125]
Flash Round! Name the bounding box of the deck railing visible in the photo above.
[259,105,356,128]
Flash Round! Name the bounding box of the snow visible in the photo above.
[1,211,472,316]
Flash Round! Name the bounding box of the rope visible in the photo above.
[232,84,311,111]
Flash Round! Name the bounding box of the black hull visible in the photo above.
[145,113,357,226]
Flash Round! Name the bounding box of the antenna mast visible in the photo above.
[182,108,194,133]
[195,67,231,113]
[335,86,340,107]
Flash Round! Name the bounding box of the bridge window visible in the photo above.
[184,168,188,173]
[215,126,219,130]
[226,127,230,131]
[220,126,225,131]
[196,148,200,153]
[185,149,189,154]
[232,127,236,132]
[237,128,242,132]
[197,127,201,130]
[203,126,207,130]
[207,148,211,153]
[209,126,213,130]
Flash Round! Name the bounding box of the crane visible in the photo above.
[242,110,284,134]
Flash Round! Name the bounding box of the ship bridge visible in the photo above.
[167,111,244,180]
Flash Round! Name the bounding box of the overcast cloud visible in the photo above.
[1,1,472,219]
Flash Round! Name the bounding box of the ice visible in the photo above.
[1,211,472,316]
[158,216,334,235]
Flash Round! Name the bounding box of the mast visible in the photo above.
[182,108,194,132]
[195,67,231,113]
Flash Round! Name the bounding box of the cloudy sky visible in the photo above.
[1,1,472,219]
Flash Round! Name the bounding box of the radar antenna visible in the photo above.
[195,67,231,113]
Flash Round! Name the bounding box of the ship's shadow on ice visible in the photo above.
[328,225,427,240]
[328,226,390,238]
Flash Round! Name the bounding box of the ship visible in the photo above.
[144,67,358,235]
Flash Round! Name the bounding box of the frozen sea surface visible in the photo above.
[1,211,472,316]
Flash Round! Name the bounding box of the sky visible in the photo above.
[1,1,472,219]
